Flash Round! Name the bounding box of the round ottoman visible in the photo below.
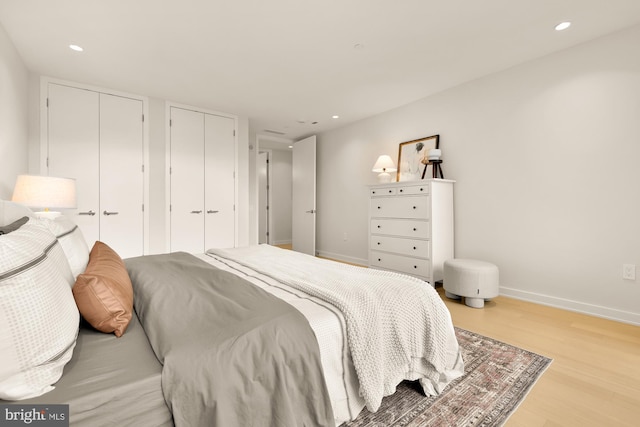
[443,259,499,308]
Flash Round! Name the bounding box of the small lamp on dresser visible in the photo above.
[12,174,77,219]
[372,155,397,183]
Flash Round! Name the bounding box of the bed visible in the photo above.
[0,199,464,426]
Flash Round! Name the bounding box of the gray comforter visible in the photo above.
[125,252,334,427]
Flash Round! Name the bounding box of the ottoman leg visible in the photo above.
[445,291,461,300]
[465,297,484,309]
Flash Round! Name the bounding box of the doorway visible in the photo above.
[256,141,293,247]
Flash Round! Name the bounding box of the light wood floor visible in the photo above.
[437,287,640,427]
[275,245,640,425]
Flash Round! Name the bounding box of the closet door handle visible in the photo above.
[103,211,119,216]
[78,210,96,216]
[190,210,202,214]
[306,209,316,214]
[207,210,219,214]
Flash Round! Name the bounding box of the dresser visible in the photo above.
[368,179,454,286]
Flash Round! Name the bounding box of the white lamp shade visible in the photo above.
[372,155,397,173]
[12,175,77,210]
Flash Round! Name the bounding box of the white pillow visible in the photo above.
[37,216,90,279]
[0,221,79,400]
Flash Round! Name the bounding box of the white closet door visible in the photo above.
[47,84,100,246]
[170,107,205,252]
[292,135,316,256]
[204,114,236,249]
[99,94,144,259]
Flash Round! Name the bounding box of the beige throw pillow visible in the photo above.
[73,241,133,337]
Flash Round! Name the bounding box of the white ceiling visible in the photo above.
[1,0,640,141]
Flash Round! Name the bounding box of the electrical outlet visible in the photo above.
[623,264,636,280]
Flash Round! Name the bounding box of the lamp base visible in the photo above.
[34,211,62,219]
[377,172,392,183]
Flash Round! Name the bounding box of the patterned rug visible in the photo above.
[343,327,552,427]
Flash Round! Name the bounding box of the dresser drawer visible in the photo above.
[370,196,429,219]
[371,219,430,239]
[370,187,397,197]
[370,251,430,278]
[397,185,429,195]
[370,235,430,258]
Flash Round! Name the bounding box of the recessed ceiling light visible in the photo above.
[69,44,84,52]
[288,145,293,149]
[332,115,339,119]
[555,22,571,31]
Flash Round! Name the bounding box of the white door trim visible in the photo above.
[257,150,273,244]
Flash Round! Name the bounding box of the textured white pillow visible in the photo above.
[0,221,79,400]
[37,216,90,279]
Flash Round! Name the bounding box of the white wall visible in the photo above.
[317,25,640,324]
[147,97,166,253]
[236,116,250,247]
[0,23,28,197]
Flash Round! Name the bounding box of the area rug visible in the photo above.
[343,327,552,427]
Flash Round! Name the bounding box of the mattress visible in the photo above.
[14,313,173,427]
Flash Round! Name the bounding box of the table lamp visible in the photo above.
[12,174,77,219]
[372,155,397,183]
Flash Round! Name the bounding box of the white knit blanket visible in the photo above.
[207,245,464,412]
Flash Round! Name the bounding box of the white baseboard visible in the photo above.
[500,286,640,326]
[316,250,368,267]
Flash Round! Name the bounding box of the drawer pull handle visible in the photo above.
[372,191,376,194]
[399,189,403,192]
[388,190,392,193]
[413,206,417,209]
[191,210,202,214]
[414,265,417,269]
[103,211,119,216]
[378,258,381,262]
[413,228,417,231]
[377,206,381,209]
[377,242,381,245]
[413,246,417,250]
[377,225,381,229]
[420,188,424,192]
[78,210,95,216]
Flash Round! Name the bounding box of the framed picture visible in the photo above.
[397,134,439,181]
